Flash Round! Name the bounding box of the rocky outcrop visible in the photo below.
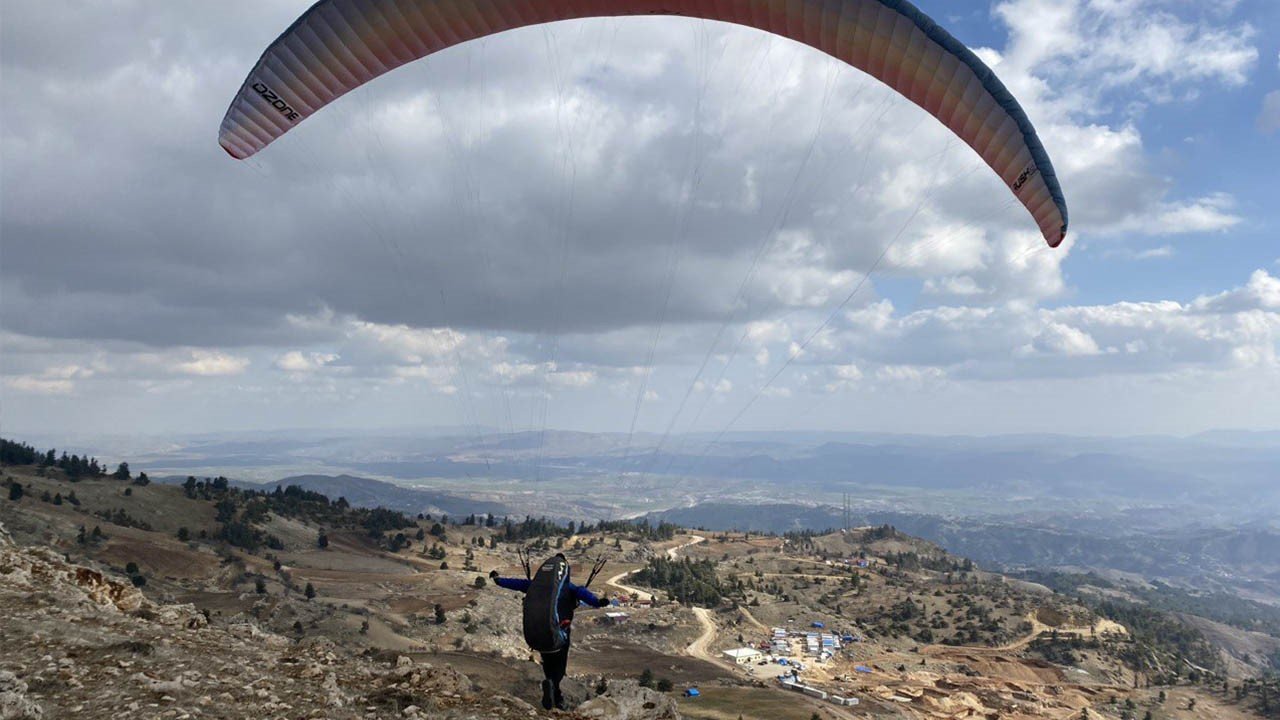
[0,671,41,720]
[577,679,680,720]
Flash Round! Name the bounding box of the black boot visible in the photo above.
[553,684,567,711]
[540,679,554,710]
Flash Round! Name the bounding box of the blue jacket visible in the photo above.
[494,576,604,609]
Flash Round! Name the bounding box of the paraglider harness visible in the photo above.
[516,547,607,654]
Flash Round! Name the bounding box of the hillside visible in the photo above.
[3,442,1277,719]
[157,472,515,518]
[649,502,1280,603]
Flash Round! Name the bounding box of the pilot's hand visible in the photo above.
[489,570,500,583]
[596,597,611,608]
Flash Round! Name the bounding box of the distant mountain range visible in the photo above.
[119,428,1277,508]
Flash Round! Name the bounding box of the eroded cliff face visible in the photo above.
[0,521,679,720]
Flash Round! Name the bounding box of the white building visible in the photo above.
[723,648,762,665]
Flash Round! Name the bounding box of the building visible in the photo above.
[723,648,762,665]
[820,633,838,651]
[602,612,630,625]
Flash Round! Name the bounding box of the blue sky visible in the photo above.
[936,0,1280,310]
[2,0,1278,438]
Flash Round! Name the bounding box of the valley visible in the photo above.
[3,443,1278,718]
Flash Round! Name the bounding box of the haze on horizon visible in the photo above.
[3,1,1279,440]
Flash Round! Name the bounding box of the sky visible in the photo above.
[2,0,1278,439]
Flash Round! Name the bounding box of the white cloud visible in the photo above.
[1147,194,1242,234]
[4,376,75,395]
[995,0,1258,106]
[1105,245,1175,261]
[170,351,250,377]
[548,369,598,388]
[1027,323,1102,357]
[823,364,863,393]
[874,365,946,385]
[1259,90,1280,134]
[275,351,339,373]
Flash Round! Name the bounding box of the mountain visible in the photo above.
[646,502,1280,600]
[4,446,1277,719]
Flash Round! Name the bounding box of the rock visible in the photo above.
[133,674,196,696]
[322,672,346,708]
[0,671,42,720]
[576,680,679,720]
[395,656,412,668]
[154,604,208,630]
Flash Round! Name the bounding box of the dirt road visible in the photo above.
[606,534,707,601]
[687,606,737,673]
[668,534,706,559]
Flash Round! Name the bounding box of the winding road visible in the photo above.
[605,534,706,602]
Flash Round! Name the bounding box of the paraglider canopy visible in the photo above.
[219,0,1068,246]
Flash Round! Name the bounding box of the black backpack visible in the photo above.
[522,555,570,653]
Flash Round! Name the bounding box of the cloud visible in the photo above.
[994,0,1258,107]
[275,351,339,373]
[170,351,250,377]
[3,376,75,396]
[0,1,1272,437]
[1027,323,1102,357]
[1103,244,1175,261]
[548,369,598,388]
[1259,90,1280,134]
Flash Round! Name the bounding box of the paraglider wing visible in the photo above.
[219,0,1068,246]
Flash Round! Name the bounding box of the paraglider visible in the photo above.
[219,0,1068,245]
[218,6,1071,704]
[491,553,610,710]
